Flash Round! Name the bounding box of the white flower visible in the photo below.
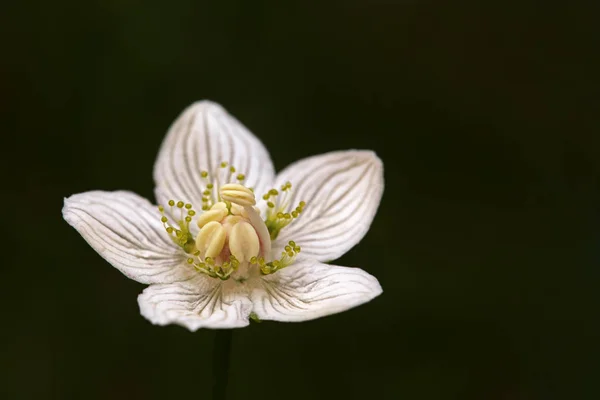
[62,101,384,330]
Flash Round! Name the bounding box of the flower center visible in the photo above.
[157,162,306,280]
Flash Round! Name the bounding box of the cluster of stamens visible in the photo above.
[263,182,306,240]
[250,240,301,275]
[187,254,240,280]
[199,162,248,210]
[159,200,197,253]
[158,161,305,280]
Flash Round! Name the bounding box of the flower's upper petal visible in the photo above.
[138,277,252,330]
[153,101,275,208]
[273,150,383,262]
[63,191,194,284]
[250,259,382,322]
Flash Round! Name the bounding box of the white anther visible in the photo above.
[228,221,260,262]
[195,221,227,259]
[220,183,256,206]
[196,208,228,228]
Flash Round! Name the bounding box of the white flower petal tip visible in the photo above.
[62,191,194,285]
[251,260,383,322]
[271,149,384,262]
[153,100,275,210]
[138,278,253,331]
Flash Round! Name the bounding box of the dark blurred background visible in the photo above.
[2,1,599,399]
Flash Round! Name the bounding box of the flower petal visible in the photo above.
[63,191,194,284]
[153,101,275,209]
[250,259,382,322]
[138,277,252,330]
[272,150,383,262]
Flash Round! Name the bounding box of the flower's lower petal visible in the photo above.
[138,277,252,330]
[63,191,194,284]
[273,150,383,262]
[251,259,382,322]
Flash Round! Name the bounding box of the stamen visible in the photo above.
[262,182,306,240]
[158,200,197,253]
[256,240,302,275]
[160,161,306,280]
[188,251,241,280]
[195,221,227,259]
[220,183,256,207]
[229,221,260,262]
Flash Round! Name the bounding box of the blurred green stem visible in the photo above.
[212,329,233,400]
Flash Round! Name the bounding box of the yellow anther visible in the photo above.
[299,201,306,207]
[236,174,245,181]
[220,161,228,168]
[207,183,214,189]
[250,256,257,264]
[220,183,256,206]
[262,194,270,200]
[211,202,228,211]
[291,210,298,218]
[161,216,168,223]
[289,241,296,247]
[195,221,227,259]
[230,166,236,173]
[228,221,259,262]
[176,201,184,208]
[196,208,228,228]
[166,227,174,233]
[201,171,208,178]
[267,202,275,208]
[185,203,192,209]
[187,258,194,264]
[229,203,244,216]
[158,205,164,212]
[260,265,271,274]
[168,200,175,207]
[188,210,196,216]
[269,189,278,196]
